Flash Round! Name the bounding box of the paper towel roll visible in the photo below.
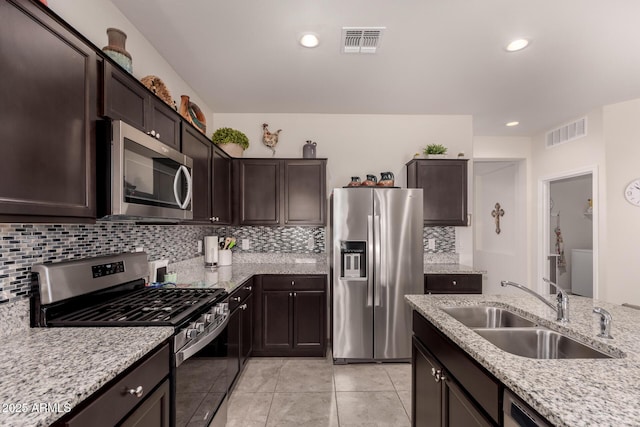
[204,235,219,266]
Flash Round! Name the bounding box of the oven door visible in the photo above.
[174,315,229,427]
[111,120,193,220]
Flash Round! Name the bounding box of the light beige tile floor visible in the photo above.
[227,354,411,426]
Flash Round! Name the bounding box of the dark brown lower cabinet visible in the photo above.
[240,293,254,367]
[120,380,170,427]
[412,311,498,427]
[228,280,254,390]
[254,275,326,357]
[424,274,482,294]
[57,344,170,427]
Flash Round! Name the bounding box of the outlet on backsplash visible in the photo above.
[428,238,436,250]
[307,237,315,250]
[242,239,250,250]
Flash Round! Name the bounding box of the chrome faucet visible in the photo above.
[593,307,613,339]
[501,278,570,322]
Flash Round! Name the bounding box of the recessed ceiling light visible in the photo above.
[300,33,319,48]
[506,39,529,52]
[506,121,520,127]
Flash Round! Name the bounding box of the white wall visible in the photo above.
[603,99,640,304]
[48,0,213,122]
[549,175,593,290]
[215,112,474,260]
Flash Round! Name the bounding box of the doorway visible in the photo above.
[473,160,527,294]
[538,167,598,298]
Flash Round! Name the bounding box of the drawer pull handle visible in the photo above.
[244,286,252,291]
[231,297,241,302]
[127,386,144,398]
[452,281,457,286]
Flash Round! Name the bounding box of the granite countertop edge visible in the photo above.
[405,294,640,427]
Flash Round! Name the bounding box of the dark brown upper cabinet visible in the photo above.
[181,124,232,224]
[103,62,181,150]
[284,160,326,226]
[236,159,327,226]
[0,0,97,222]
[406,159,468,226]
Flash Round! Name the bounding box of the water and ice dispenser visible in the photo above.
[340,241,367,279]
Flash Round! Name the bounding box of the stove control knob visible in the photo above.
[186,328,198,339]
[203,313,214,323]
[195,322,205,332]
[215,304,228,315]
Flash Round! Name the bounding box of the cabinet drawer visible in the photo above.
[229,279,254,311]
[413,311,500,424]
[425,274,481,294]
[262,275,326,291]
[63,344,170,427]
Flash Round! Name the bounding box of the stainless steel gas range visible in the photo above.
[30,252,229,427]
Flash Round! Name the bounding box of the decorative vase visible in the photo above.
[427,154,447,159]
[102,28,132,73]
[303,140,317,158]
[378,171,395,187]
[218,143,244,158]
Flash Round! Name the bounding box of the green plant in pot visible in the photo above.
[211,127,249,157]
[423,143,448,158]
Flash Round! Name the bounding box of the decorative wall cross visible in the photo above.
[491,203,505,234]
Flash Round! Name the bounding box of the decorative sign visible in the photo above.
[491,203,505,234]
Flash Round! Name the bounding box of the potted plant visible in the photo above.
[423,143,448,159]
[211,127,249,157]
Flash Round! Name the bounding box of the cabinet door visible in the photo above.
[292,290,325,351]
[283,160,326,225]
[240,296,253,366]
[407,160,468,226]
[262,290,292,351]
[120,380,170,427]
[443,377,493,427]
[181,125,212,222]
[212,146,232,224]
[0,0,96,221]
[148,97,180,150]
[412,337,443,427]
[103,62,148,131]
[238,160,281,225]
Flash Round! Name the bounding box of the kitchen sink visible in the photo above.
[474,327,613,359]
[442,306,537,328]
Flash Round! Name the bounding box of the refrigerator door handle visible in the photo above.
[374,214,382,307]
[367,215,374,307]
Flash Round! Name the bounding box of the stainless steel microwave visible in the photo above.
[99,120,193,221]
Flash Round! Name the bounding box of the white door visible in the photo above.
[474,161,527,294]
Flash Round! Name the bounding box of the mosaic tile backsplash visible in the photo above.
[0,222,454,304]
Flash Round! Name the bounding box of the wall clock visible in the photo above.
[624,179,640,206]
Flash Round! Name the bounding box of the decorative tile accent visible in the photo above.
[0,222,455,304]
[212,226,325,253]
[423,226,456,253]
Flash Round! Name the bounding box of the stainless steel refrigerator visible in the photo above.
[331,188,423,362]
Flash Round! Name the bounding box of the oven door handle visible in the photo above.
[175,314,229,367]
[173,165,192,210]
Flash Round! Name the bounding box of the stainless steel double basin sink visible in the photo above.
[441,306,613,359]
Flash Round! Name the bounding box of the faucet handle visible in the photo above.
[593,307,613,339]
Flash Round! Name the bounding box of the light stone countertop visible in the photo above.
[406,294,640,427]
[170,256,329,293]
[0,325,174,427]
[424,263,485,274]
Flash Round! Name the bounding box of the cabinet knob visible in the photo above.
[289,292,293,297]
[452,281,457,286]
[244,286,252,291]
[231,296,241,302]
[148,130,156,137]
[155,133,160,139]
[241,304,247,310]
[291,281,295,286]
[294,292,297,297]
[127,385,144,398]
[431,368,445,382]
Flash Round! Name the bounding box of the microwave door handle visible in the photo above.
[173,165,192,209]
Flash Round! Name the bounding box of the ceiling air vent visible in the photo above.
[546,117,587,148]
[342,27,385,54]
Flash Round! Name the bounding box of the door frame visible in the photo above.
[537,165,599,297]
